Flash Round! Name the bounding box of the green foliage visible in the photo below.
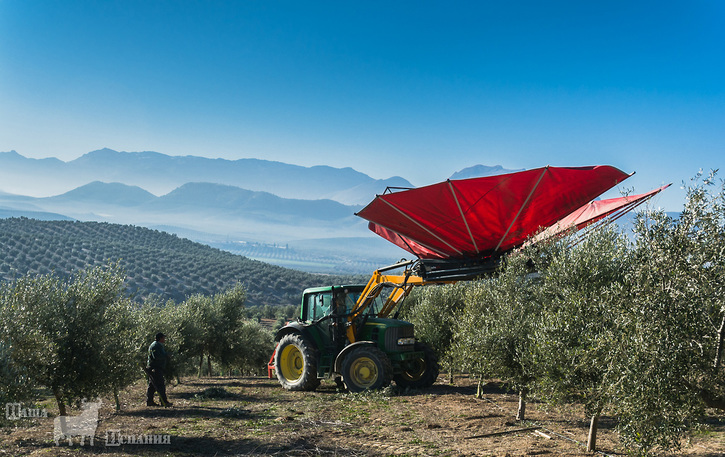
[0,340,30,416]
[170,284,273,376]
[246,303,299,320]
[453,247,545,395]
[533,227,629,415]
[447,170,724,455]
[0,263,131,414]
[206,284,248,368]
[134,297,192,380]
[602,171,725,455]
[233,320,275,375]
[400,283,467,375]
[101,293,139,409]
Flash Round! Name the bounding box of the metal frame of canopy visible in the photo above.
[531,183,672,247]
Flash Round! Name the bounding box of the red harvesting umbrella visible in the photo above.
[357,165,632,260]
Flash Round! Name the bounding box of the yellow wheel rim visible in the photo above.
[349,356,379,388]
[279,344,304,382]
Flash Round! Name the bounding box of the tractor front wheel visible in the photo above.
[394,342,439,389]
[274,334,320,391]
[341,346,393,393]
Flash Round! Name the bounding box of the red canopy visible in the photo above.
[357,165,631,260]
[531,184,671,244]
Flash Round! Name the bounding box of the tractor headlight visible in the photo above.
[397,337,416,346]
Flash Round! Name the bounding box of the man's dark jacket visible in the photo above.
[147,341,168,370]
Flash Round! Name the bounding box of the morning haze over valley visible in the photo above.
[0,148,517,274]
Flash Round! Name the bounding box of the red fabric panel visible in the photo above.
[356,165,630,259]
[532,184,671,242]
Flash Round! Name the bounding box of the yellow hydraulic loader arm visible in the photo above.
[345,260,455,343]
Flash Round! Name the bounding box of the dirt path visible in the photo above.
[2,376,723,456]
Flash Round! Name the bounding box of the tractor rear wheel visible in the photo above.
[394,342,439,389]
[341,346,393,393]
[274,334,320,391]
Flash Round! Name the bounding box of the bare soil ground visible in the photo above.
[2,375,723,456]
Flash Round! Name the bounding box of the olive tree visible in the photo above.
[400,283,468,382]
[0,264,130,415]
[176,284,247,377]
[227,320,275,375]
[101,295,140,410]
[532,226,629,451]
[604,171,725,455]
[453,246,547,420]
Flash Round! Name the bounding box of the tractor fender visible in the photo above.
[334,341,377,374]
[274,322,312,342]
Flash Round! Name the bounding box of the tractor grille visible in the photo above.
[385,326,415,352]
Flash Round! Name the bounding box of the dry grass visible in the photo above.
[2,375,723,456]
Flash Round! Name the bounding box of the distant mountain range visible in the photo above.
[0,148,412,205]
[0,149,519,274]
[450,164,523,180]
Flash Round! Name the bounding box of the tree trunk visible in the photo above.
[207,355,212,377]
[587,414,599,452]
[714,313,725,371]
[516,388,527,421]
[198,356,204,377]
[52,386,67,416]
[113,387,121,411]
[476,376,484,399]
[449,364,454,384]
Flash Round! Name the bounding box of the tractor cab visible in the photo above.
[301,284,394,322]
[298,285,402,366]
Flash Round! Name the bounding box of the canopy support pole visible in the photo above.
[379,198,464,256]
[448,180,479,254]
[570,197,649,247]
[495,166,548,252]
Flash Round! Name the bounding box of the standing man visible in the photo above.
[146,332,173,407]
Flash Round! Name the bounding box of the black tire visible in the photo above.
[394,342,439,389]
[341,345,393,393]
[274,334,321,391]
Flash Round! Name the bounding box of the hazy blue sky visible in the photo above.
[1,1,723,210]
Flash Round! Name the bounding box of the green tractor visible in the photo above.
[272,260,443,392]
